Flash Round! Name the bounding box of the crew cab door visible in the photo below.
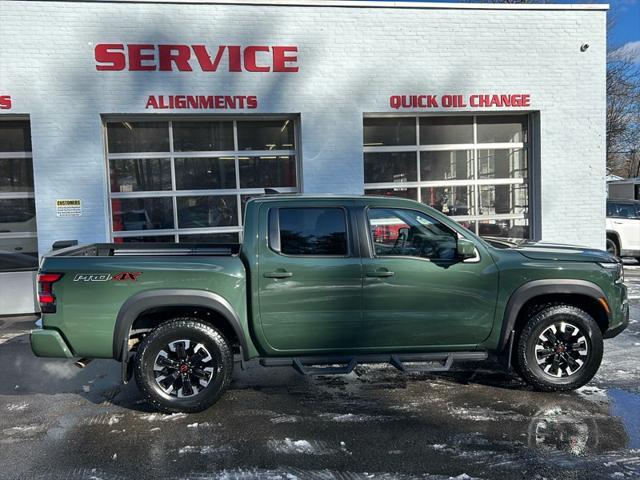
[360,205,499,348]
[256,202,363,353]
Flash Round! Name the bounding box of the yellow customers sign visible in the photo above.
[56,199,82,217]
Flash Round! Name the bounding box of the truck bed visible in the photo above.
[48,242,242,257]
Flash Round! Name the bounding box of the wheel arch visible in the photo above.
[498,280,611,354]
[606,230,621,249]
[113,289,250,363]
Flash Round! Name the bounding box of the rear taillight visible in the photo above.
[38,273,63,313]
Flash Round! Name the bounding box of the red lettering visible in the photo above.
[192,45,226,72]
[244,46,270,72]
[272,46,299,72]
[215,96,225,108]
[95,44,125,71]
[227,46,242,72]
[158,45,192,71]
[0,95,11,110]
[145,95,159,109]
[198,95,214,108]
[247,96,258,109]
[128,44,156,71]
[187,96,198,108]
[175,95,186,108]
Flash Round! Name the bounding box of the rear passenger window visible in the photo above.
[276,208,348,256]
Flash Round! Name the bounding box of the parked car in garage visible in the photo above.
[606,200,640,260]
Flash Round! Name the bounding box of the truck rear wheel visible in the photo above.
[514,304,603,392]
[133,318,233,413]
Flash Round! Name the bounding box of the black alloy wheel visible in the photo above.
[514,304,603,392]
[134,318,233,413]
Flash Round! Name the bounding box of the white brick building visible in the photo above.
[0,0,608,314]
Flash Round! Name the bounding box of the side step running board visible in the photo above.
[260,352,488,376]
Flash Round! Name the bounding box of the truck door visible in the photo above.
[257,202,363,353]
[360,206,499,348]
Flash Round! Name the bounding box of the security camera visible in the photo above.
[581,43,590,52]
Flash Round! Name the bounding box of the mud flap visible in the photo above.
[497,330,515,370]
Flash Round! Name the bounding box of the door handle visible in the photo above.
[263,270,293,279]
[366,268,395,278]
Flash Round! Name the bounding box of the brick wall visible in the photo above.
[0,1,607,251]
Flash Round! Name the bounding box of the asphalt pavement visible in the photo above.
[0,265,639,480]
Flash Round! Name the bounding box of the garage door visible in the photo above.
[106,118,299,243]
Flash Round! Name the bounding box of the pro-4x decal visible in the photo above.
[73,272,142,282]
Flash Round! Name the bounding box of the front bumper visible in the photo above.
[604,298,629,339]
[30,329,74,358]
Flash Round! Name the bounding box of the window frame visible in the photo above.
[103,116,300,243]
[363,113,532,239]
[268,206,352,258]
[365,206,462,263]
[0,118,38,272]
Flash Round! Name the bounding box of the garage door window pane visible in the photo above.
[364,152,417,183]
[239,156,295,188]
[173,121,234,151]
[114,235,174,243]
[177,196,238,228]
[237,120,294,151]
[179,232,240,244]
[478,148,527,179]
[477,115,527,143]
[420,117,473,145]
[0,158,34,192]
[421,186,474,216]
[107,122,169,153]
[0,198,36,227]
[479,185,528,215]
[365,187,417,200]
[175,157,236,190]
[0,237,38,270]
[420,150,473,181]
[363,117,416,146]
[478,219,529,239]
[109,158,171,192]
[0,121,31,152]
[111,198,174,231]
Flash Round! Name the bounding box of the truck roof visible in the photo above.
[247,193,417,203]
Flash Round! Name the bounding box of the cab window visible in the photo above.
[272,207,348,256]
[368,208,457,260]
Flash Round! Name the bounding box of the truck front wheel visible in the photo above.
[133,318,233,413]
[514,304,603,392]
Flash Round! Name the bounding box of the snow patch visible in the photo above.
[319,413,389,423]
[270,415,300,424]
[178,445,235,455]
[107,415,122,426]
[139,412,187,422]
[448,406,524,422]
[267,438,335,455]
[6,402,29,412]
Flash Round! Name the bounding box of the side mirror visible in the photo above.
[457,238,476,260]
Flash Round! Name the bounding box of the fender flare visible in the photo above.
[497,279,610,353]
[113,289,249,362]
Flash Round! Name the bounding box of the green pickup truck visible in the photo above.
[31,195,629,413]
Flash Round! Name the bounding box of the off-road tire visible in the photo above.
[133,318,233,413]
[514,304,603,392]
